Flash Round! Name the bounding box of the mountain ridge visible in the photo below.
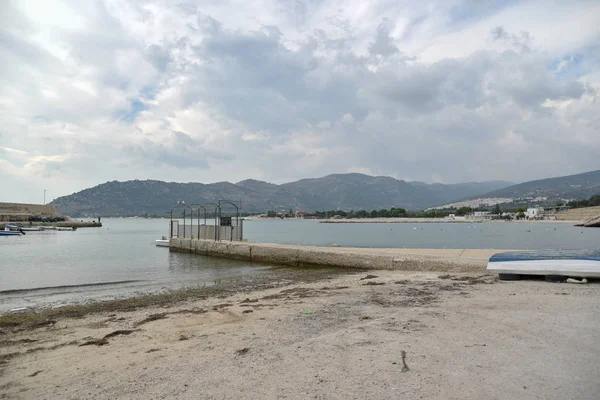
[50,173,512,217]
[432,169,600,209]
[479,169,600,199]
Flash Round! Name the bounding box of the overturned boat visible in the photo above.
[488,249,600,280]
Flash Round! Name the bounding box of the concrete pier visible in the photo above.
[0,220,102,230]
[170,239,499,272]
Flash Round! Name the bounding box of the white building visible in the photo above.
[473,211,492,219]
[525,207,543,219]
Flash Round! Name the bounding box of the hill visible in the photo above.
[432,169,600,209]
[49,174,511,217]
[481,169,600,200]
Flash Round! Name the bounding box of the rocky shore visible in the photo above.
[576,215,600,228]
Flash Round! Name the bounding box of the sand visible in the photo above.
[1,270,599,400]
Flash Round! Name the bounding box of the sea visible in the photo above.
[1,218,599,312]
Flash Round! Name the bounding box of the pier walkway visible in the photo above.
[170,239,500,272]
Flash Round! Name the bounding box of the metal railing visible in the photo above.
[169,200,243,241]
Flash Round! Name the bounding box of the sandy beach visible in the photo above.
[1,269,598,400]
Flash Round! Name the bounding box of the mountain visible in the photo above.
[433,169,600,209]
[50,174,512,217]
[479,169,600,200]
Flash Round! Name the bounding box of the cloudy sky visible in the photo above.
[1,0,599,203]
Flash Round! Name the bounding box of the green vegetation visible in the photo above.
[567,195,600,209]
[305,207,458,219]
[455,207,473,216]
[27,216,66,222]
[310,208,408,219]
[493,204,502,214]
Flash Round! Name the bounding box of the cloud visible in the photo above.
[125,130,235,169]
[0,0,599,202]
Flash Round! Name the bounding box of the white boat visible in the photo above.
[1,228,23,236]
[5,224,42,232]
[38,226,75,231]
[487,250,600,280]
[156,236,169,247]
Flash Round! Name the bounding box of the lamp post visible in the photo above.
[43,189,46,205]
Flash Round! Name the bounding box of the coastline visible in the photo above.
[319,218,577,224]
[0,220,102,230]
[243,217,578,224]
[1,269,598,399]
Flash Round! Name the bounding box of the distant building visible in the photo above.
[295,211,309,218]
[526,207,544,219]
[474,211,492,219]
[466,211,492,220]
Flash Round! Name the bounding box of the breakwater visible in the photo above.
[170,239,498,272]
[0,220,102,229]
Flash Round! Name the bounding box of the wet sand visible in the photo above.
[1,270,599,399]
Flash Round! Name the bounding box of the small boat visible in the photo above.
[19,226,42,232]
[1,228,23,236]
[488,249,600,280]
[5,224,42,232]
[155,236,169,247]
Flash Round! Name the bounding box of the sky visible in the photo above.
[1,0,599,203]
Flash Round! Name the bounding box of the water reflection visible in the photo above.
[166,251,270,277]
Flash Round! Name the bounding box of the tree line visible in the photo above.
[305,207,465,219]
[310,207,408,219]
[566,195,600,209]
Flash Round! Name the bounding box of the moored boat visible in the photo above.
[5,224,42,232]
[1,228,23,236]
[488,249,600,280]
[155,236,169,247]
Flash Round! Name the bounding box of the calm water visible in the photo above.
[244,219,600,249]
[1,218,599,312]
[0,219,272,312]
